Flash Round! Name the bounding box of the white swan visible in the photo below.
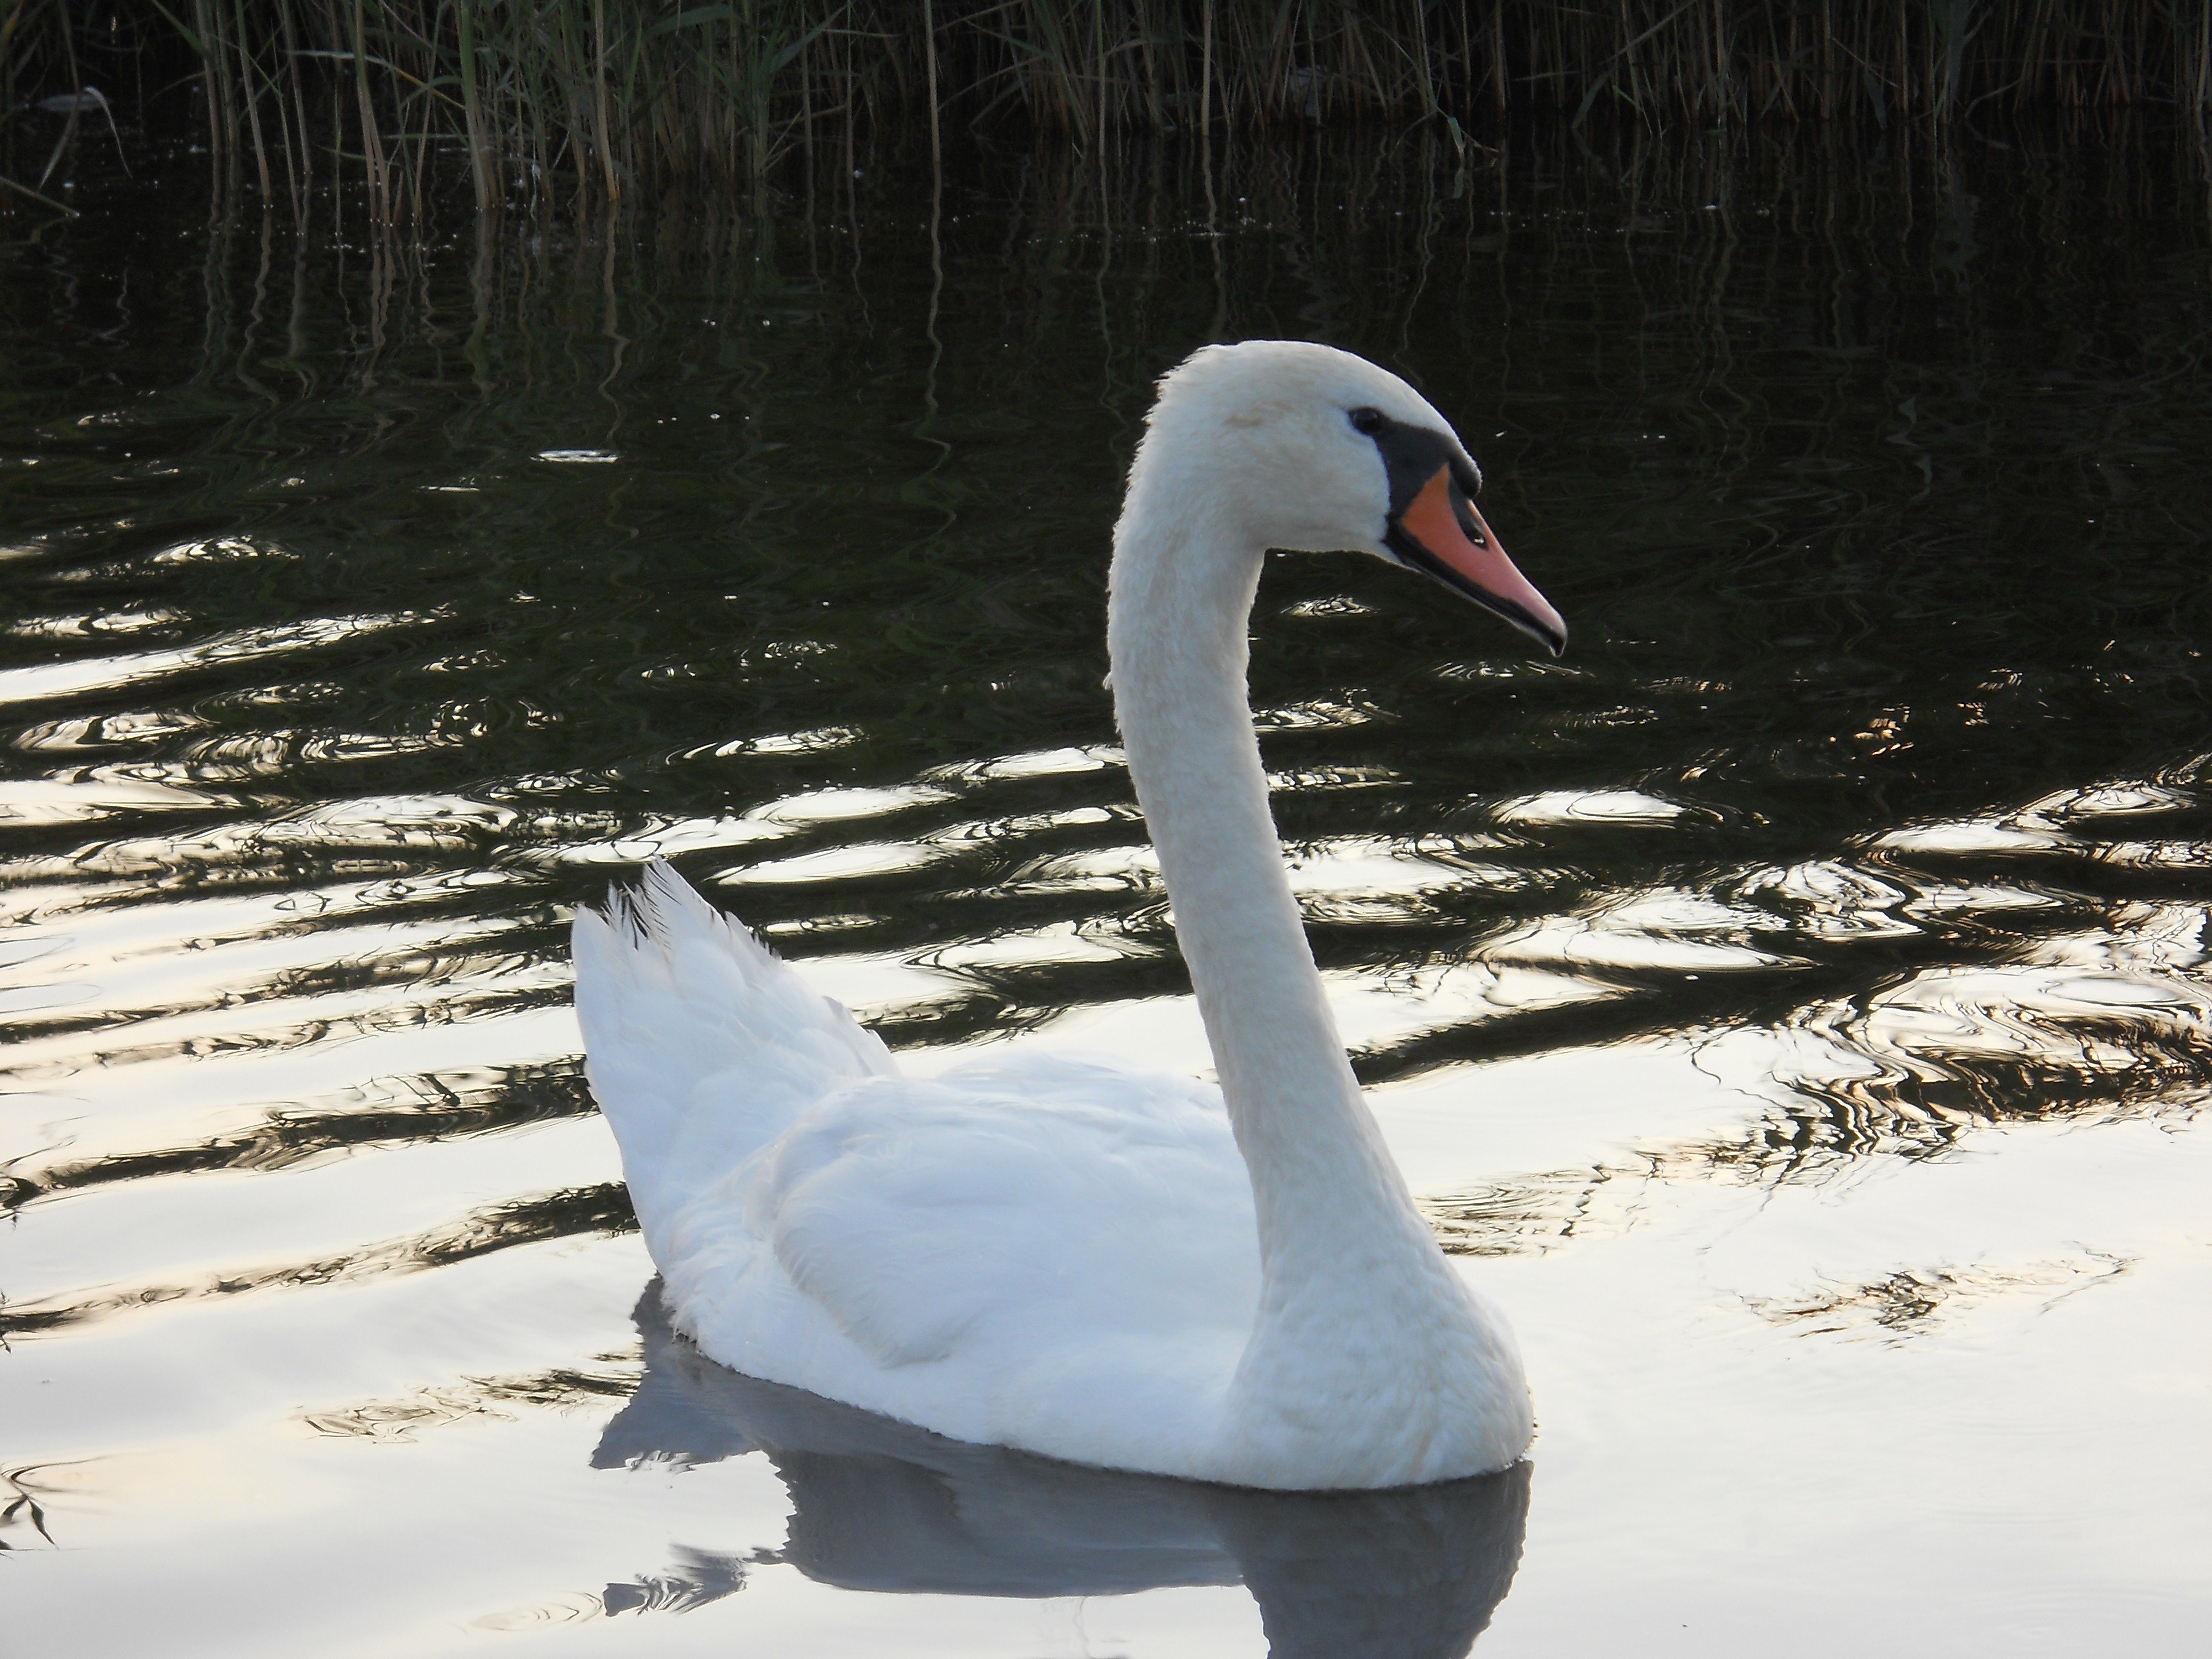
[575,340,1567,1490]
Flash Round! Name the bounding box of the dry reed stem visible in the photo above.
[8,3,2212,215]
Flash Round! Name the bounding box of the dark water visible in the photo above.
[4,123,2209,1655]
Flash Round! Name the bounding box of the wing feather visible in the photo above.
[753,1054,1259,1370]
[573,859,894,1237]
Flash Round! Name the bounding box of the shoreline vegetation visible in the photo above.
[6,2,2212,223]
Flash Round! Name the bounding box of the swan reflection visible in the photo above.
[593,1289,1530,1655]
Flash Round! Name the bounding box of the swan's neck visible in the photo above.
[1107,499,1447,1309]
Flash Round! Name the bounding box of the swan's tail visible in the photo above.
[572,860,895,1242]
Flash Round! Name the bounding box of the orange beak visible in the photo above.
[1389,468,1566,656]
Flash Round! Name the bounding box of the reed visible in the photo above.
[9,2,2212,215]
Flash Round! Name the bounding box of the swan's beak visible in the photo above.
[1386,469,1567,656]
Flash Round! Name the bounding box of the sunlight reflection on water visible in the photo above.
[3,121,2209,1656]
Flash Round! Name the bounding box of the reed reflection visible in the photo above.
[4,110,2210,1657]
[594,1290,1529,1655]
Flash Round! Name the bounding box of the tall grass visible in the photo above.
[9,3,2212,215]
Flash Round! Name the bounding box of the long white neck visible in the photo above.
[1107,492,1452,1315]
[1102,345,1533,1488]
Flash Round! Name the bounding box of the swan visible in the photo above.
[574,339,1567,1490]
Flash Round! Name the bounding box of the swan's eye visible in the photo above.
[1347,407,1386,436]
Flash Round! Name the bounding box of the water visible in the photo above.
[4,123,2209,1655]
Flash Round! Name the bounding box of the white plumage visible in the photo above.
[577,865,1259,1472]
[576,340,1556,1489]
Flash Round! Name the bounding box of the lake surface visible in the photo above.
[4,121,2208,1655]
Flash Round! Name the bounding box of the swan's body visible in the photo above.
[576,341,1564,1489]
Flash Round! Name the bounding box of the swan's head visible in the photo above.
[1131,341,1566,655]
